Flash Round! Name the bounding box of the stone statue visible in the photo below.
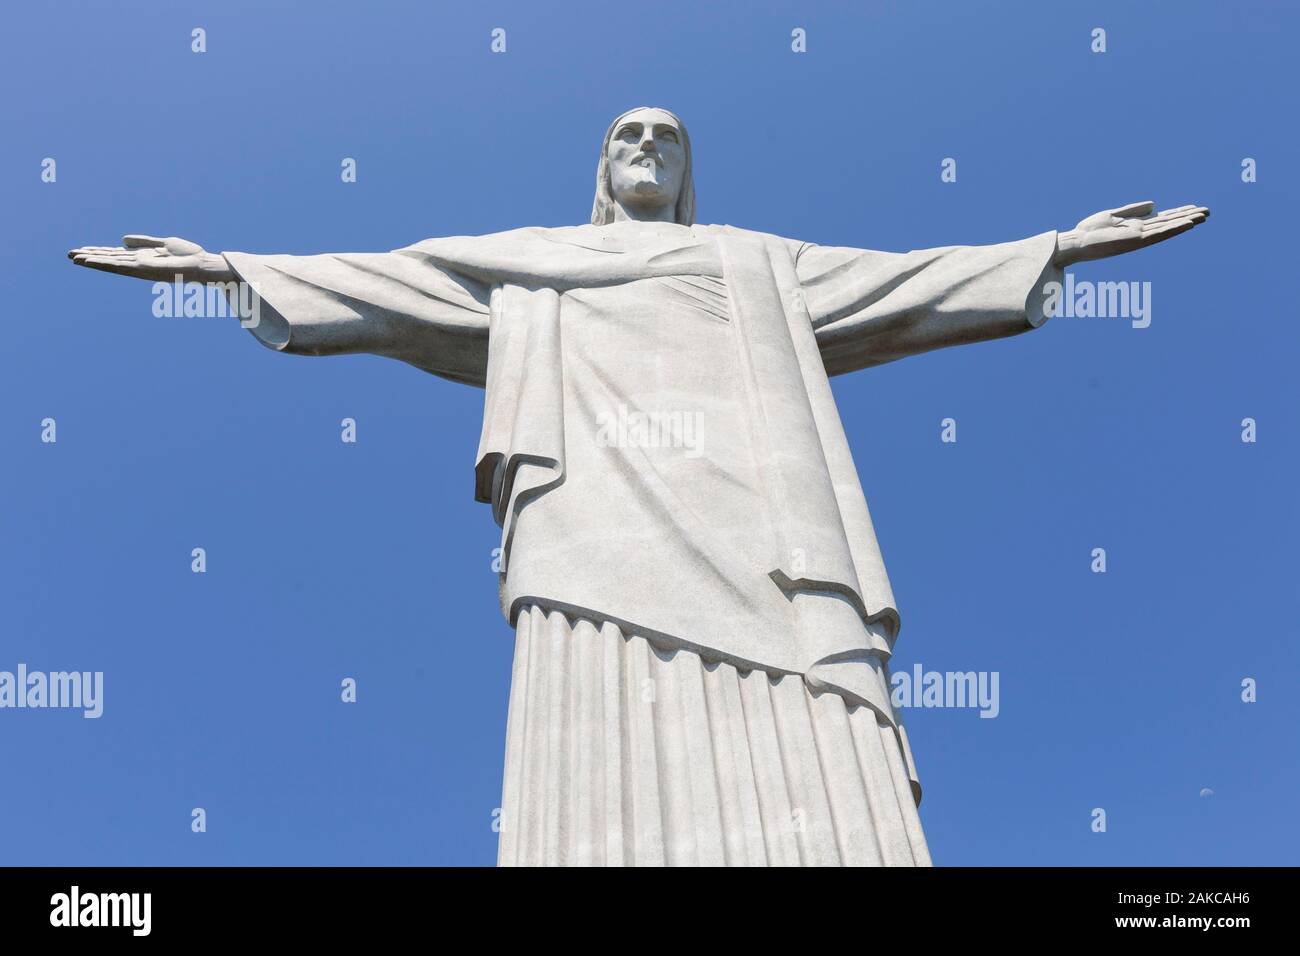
[69,107,1209,866]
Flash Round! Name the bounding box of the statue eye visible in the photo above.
[660,130,679,143]
[617,127,639,141]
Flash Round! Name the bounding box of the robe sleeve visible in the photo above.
[795,231,1062,375]
[221,247,492,387]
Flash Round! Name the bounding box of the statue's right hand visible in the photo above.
[68,235,234,283]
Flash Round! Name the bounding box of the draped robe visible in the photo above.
[223,221,1060,864]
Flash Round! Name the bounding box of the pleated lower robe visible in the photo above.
[497,606,931,867]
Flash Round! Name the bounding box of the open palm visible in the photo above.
[68,235,233,282]
[1055,201,1209,266]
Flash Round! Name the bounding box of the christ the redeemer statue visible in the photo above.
[69,107,1208,867]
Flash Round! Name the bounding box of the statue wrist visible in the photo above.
[200,253,236,283]
[1054,229,1081,267]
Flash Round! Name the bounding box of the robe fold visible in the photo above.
[223,221,1059,865]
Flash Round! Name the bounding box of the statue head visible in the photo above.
[591,107,695,226]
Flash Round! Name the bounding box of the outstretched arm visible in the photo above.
[798,200,1209,375]
[68,235,491,387]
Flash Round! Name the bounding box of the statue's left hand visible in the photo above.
[1054,201,1209,267]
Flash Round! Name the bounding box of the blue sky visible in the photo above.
[1,0,1296,865]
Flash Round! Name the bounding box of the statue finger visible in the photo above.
[1140,221,1197,246]
[83,251,141,265]
[1145,205,1207,225]
[73,255,135,274]
[164,237,204,256]
[1142,212,1206,234]
[68,246,122,259]
[1144,204,1197,221]
[122,234,167,248]
[1139,213,1194,230]
[1110,200,1155,219]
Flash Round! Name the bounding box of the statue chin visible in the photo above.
[610,179,676,220]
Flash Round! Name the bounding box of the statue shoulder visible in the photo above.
[398,225,572,258]
[695,223,807,261]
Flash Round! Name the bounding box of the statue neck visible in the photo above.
[611,200,678,224]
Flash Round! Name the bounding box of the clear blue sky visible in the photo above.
[1,0,1295,866]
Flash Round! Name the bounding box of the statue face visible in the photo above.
[606,108,686,217]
